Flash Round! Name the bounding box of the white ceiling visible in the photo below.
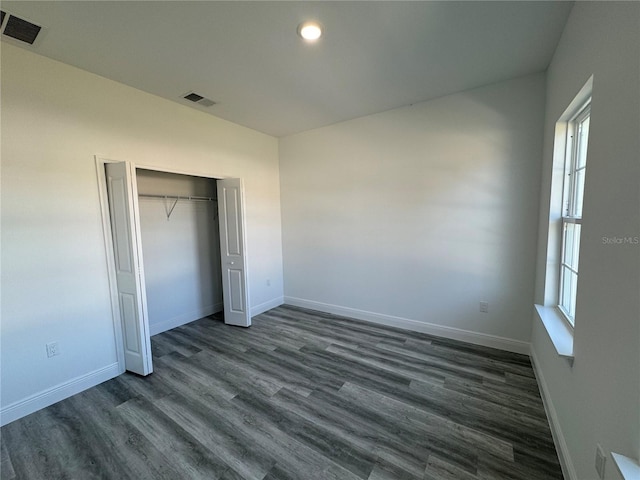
[2,1,573,137]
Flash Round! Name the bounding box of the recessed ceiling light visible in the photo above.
[297,21,322,41]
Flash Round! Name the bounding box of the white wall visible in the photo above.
[0,44,283,423]
[279,74,545,352]
[136,170,222,336]
[531,3,640,479]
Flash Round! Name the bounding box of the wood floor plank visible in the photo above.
[374,341,507,383]
[117,397,231,479]
[424,454,478,480]
[153,351,241,400]
[1,305,563,480]
[444,376,547,417]
[1,412,67,480]
[338,381,514,463]
[0,435,16,480]
[231,390,378,479]
[152,331,202,358]
[271,386,429,478]
[275,385,435,478]
[426,341,536,379]
[154,392,276,480]
[188,342,317,397]
[65,387,185,480]
[367,461,422,480]
[325,343,455,385]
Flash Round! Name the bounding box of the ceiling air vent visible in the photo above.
[1,12,43,45]
[183,92,216,108]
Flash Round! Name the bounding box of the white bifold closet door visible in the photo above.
[105,162,153,375]
[217,178,251,327]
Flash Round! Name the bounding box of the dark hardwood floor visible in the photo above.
[1,305,563,479]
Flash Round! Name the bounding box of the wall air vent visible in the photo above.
[2,13,42,45]
[182,92,216,108]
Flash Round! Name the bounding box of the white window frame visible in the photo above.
[558,101,590,327]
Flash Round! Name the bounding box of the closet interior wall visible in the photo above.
[136,169,222,335]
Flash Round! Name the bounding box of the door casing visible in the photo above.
[95,156,251,374]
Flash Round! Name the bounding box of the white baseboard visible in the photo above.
[251,296,284,317]
[0,362,122,427]
[149,303,223,336]
[530,347,577,480]
[283,296,530,355]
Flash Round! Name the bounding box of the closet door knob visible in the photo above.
[229,261,235,265]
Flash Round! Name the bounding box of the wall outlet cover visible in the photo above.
[46,342,60,358]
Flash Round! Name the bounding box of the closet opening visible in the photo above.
[97,158,250,377]
[136,169,223,337]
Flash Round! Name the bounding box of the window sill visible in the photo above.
[612,453,640,480]
[534,304,574,363]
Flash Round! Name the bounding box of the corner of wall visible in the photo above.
[0,363,122,427]
[529,342,578,480]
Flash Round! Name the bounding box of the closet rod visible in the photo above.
[138,193,217,202]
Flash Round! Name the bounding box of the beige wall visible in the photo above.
[136,170,223,336]
[531,2,640,479]
[0,44,283,419]
[279,73,545,352]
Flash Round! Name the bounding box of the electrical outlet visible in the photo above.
[595,444,606,479]
[479,301,489,313]
[46,342,60,358]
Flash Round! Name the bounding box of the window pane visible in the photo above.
[562,221,575,267]
[576,115,590,169]
[573,168,586,216]
[560,266,573,317]
[569,269,578,319]
[563,222,582,272]
[558,100,589,327]
[560,266,577,326]
[573,223,582,272]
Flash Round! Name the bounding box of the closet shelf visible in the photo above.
[138,193,217,202]
[138,193,217,220]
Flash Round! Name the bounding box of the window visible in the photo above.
[536,78,592,358]
[558,101,590,326]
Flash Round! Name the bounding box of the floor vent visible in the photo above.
[1,12,42,45]
[183,92,216,107]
